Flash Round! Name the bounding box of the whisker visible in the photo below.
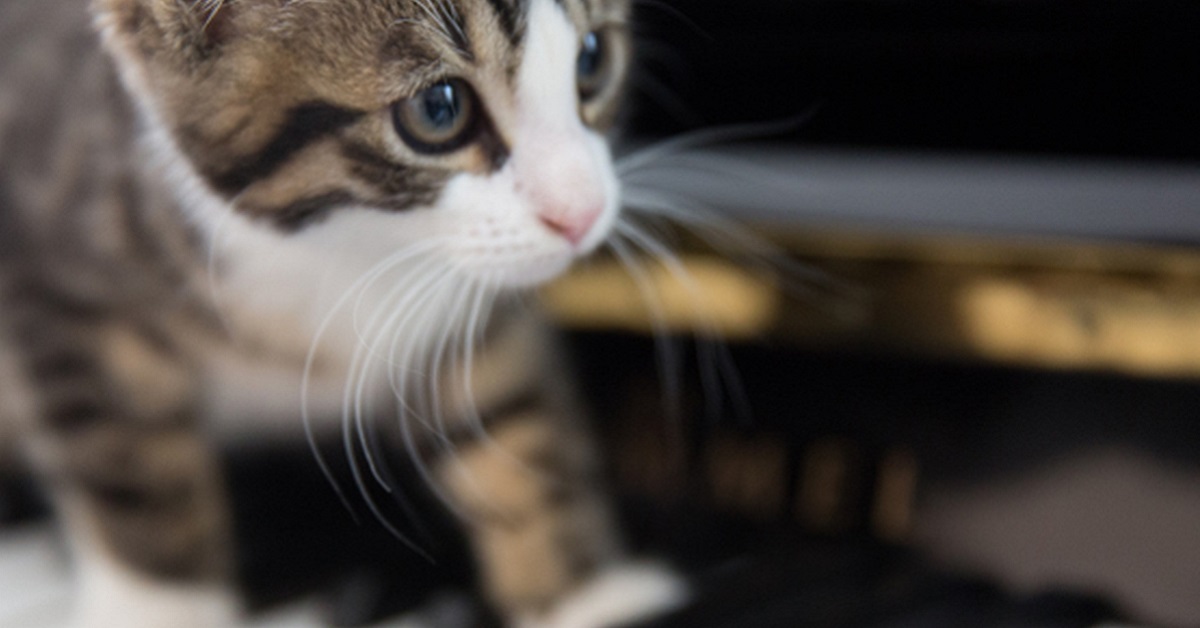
[615,111,818,177]
[302,241,444,523]
[340,390,435,560]
[410,0,466,56]
[631,73,703,129]
[426,281,474,447]
[615,219,754,424]
[343,259,451,537]
[342,262,454,549]
[203,207,240,339]
[385,272,476,523]
[458,281,492,440]
[632,0,713,42]
[606,236,684,424]
[427,280,514,517]
[434,0,469,51]
[622,186,857,307]
[351,258,446,490]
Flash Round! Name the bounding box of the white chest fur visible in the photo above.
[152,129,474,442]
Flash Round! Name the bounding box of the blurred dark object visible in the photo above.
[627,511,1123,628]
[205,438,1143,628]
[225,440,481,626]
[628,0,1200,162]
[0,474,46,525]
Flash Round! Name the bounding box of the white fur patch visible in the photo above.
[512,0,621,255]
[118,0,625,440]
[116,0,618,369]
[70,540,238,628]
[518,563,689,628]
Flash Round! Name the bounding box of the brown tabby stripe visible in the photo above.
[475,121,512,172]
[27,350,94,384]
[263,190,359,232]
[19,335,107,433]
[44,394,107,432]
[442,1,474,62]
[485,0,527,44]
[339,141,451,209]
[61,426,224,581]
[205,102,365,196]
[428,386,546,458]
[6,281,106,326]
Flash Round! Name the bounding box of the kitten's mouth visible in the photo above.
[474,251,575,289]
[448,233,577,289]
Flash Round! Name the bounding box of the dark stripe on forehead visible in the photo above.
[205,102,364,196]
[404,0,475,62]
[442,0,475,62]
[484,0,527,44]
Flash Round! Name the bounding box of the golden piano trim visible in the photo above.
[542,228,1200,379]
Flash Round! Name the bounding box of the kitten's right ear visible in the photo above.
[92,0,240,65]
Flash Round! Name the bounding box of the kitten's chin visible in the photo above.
[455,250,576,290]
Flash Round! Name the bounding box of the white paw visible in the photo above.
[518,562,688,628]
[72,585,238,628]
[71,558,238,628]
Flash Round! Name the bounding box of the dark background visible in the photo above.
[625,0,1200,162]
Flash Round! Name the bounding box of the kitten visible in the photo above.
[0,0,686,626]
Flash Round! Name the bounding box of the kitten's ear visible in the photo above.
[92,0,245,63]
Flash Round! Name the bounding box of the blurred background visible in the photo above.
[3,0,1199,626]
[551,0,1200,626]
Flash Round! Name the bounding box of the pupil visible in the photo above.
[578,32,601,78]
[424,83,459,129]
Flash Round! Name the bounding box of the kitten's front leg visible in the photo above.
[435,315,687,628]
[52,432,238,628]
[15,317,237,628]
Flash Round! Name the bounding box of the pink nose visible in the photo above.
[540,208,601,246]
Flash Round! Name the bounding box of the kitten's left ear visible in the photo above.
[92,0,251,65]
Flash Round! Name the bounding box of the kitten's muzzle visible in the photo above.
[539,206,601,246]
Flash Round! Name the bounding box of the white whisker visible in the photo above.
[351,258,445,490]
[384,270,475,523]
[632,0,712,42]
[426,280,474,444]
[622,185,853,305]
[615,113,815,177]
[411,0,464,54]
[344,261,471,541]
[631,73,703,128]
[459,280,494,440]
[606,237,683,423]
[615,219,753,424]
[203,207,240,339]
[301,240,444,525]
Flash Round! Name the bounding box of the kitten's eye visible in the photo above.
[392,78,477,153]
[577,31,611,101]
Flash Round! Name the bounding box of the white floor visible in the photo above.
[0,524,461,628]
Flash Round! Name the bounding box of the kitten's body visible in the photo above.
[0,0,683,625]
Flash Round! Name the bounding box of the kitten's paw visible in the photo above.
[518,562,688,628]
[72,576,238,628]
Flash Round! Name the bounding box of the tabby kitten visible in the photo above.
[0,0,686,626]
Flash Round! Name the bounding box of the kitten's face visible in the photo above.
[95,0,632,288]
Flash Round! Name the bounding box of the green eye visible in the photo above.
[577,30,611,101]
[392,78,477,153]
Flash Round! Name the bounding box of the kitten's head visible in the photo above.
[94,0,631,288]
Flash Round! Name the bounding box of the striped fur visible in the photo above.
[95,0,631,232]
[0,0,686,626]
